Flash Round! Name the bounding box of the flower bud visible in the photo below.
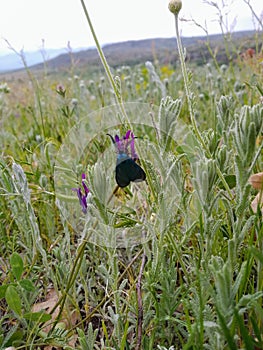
[168,0,182,15]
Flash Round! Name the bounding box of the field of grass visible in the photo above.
[1,1,263,349]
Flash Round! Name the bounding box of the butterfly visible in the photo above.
[107,131,146,188]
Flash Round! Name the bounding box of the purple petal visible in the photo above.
[72,177,89,213]
[74,188,83,204]
[81,196,88,214]
[130,139,138,159]
[80,173,89,195]
[82,181,90,196]
[125,130,131,139]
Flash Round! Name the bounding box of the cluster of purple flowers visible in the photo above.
[110,130,138,160]
[72,173,90,214]
[72,130,142,212]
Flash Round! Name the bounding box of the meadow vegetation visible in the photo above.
[0,1,263,349]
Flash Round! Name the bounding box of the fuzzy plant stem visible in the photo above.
[169,1,233,199]
[135,248,147,350]
[170,2,207,152]
[80,0,128,122]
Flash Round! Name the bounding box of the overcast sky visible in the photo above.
[0,0,262,56]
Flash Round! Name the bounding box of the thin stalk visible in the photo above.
[243,0,263,31]
[135,248,147,350]
[71,248,143,331]
[5,40,46,139]
[248,141,263,174]
[48,186,121,333]
[172,10,233,199]
[80,0,128,123]
[173,12,207,152]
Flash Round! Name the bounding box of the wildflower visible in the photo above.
[168,0,182,15]
[56,84,66,97]
[79,80,86,89]
[241,48,255,60]
[71,98,78,107]
[107,130,146,188]
[110,130,138,161]
[0,82,10,93]
[72,173,90,214]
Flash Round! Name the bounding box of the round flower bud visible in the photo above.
[168,0,182,15]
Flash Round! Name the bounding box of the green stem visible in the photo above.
[173,12,233,199]
[49,184,119,333]
[248,140,263,174]
[173,12,206,151]
[49,239,87,332]
[80,0,128,122]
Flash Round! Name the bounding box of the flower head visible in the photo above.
[56,84,66,97]
[168,0,182,15]
[108,130,138,160]
[72,173,90,214]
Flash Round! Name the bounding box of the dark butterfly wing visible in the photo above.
[116,158,146,188]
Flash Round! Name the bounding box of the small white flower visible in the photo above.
[71,98,78,106]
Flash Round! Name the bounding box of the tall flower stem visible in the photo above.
[80,0,128,123]
[169,1,233,199]
[170,3,207,152]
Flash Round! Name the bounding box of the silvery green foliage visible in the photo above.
[114,75,122,101]
[77,324,100,350]
[0,162,47,264]
[233,104,263,210]
[0,82,10,119]
[87,161,111,225]
[233,105,257,167]
[158,96,182,151]
[143,142,185,236]
[233,104,263,168]
[145,61,166,98]
[12,163,31,207]
[191,158,218,214]
[216,95,235,141]
[12,163,47,264]
[208,248,263,335]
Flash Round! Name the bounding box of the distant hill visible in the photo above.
[31,30,260,72]
[0,48,86,73]
[0,30,258,74]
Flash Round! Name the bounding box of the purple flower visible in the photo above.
[56,84,66,98]
[109,130,138,160]
[72,173,90,214]
[129,132,138,160]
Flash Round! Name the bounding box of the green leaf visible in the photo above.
[1,326,24,348]
[0,284,9,299]
[10,252,24,281]
[234,308,254,349]
[19,279,36,292]
[23,311,51,323]
[216,306,238,350]
[250,247,263,265]
[218,174,236,189]
[5,285,22,316]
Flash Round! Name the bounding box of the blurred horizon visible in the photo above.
[0,0,262,57]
